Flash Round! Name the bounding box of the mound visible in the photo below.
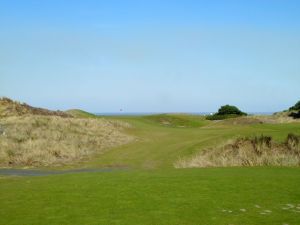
[0,97,71,118]
[144,114,208,128]
[219,116,263,125]
[0,115,133,167]
[65,109,97,118]
[175,134,300,168]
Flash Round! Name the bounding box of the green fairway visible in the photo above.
[1,115,300,225]
[86,115,300,169]
[1,168,300,225]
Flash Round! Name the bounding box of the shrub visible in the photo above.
[206,105,247,120]
[289,100,300,111]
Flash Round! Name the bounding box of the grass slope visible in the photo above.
[65,109,98,118]
[85,115,300,169]
[143,114,209,127]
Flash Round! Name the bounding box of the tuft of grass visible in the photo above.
[175,134,300,168]
[286,133,300,154]
[0,115,134,167]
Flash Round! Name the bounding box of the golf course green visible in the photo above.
[0,114,300,225]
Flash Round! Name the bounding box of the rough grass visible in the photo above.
[175,134,300,168]
[0,116,134,167]
[213,115,300,126]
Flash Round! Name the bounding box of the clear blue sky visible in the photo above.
[1,0,299,113]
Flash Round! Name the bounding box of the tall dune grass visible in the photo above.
[0,116,134,167]
[175,134,300,168]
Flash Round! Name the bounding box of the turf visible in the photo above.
[0,114,300,225]
[0,168,300,225]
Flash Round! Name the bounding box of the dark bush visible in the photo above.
[206,105,247,120]
[289,111,300,119]
[217,105,246,116]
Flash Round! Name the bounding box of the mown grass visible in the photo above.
[0,168,300,225]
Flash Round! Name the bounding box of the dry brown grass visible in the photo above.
[217,115,300,126]
[0,115,134,167]
[175,134,300,168]
[0,97,71,118]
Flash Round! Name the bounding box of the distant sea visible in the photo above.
[95,112,274,116]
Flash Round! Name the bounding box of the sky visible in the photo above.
[0,0,300,113]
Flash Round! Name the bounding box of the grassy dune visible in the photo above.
[175,134,300,168]
[0,116,133,167]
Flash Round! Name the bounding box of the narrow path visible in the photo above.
[0,168,125,176]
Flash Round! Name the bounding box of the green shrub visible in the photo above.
[217,105,246,115]
[206,105,247,120]
[289,100,300,111]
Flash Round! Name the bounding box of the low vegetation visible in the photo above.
[175,134,300,168]
[0,116,133,167]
